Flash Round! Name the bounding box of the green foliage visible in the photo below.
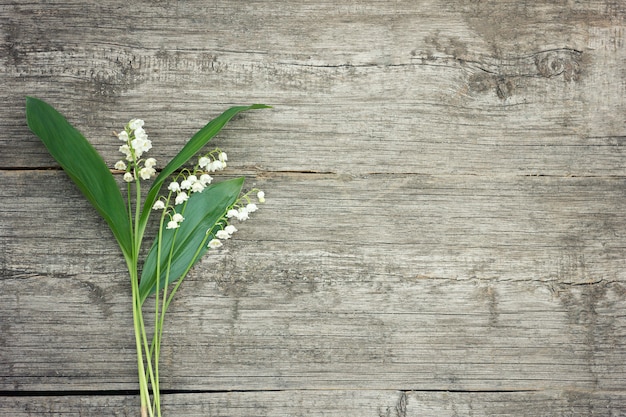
[25,96,133,258]
[26,96,268,417]
[139,177,244,303]
[137,104,270,241]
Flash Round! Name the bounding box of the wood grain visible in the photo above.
[1,0,625,415]
[1,2,625,176]
[2,391,626,416]
[1,172,625,394]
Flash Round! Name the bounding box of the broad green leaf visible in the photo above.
[137,104,270,242]
[26,97,132,258]
[139,177,244,303]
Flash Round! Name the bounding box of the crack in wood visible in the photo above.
[0,388,541,398]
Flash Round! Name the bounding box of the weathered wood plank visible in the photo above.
[3,171,626,284]
[2,390,626,416]
[1,171,625,393]
[2,0,626,415]
[2,268,625,392]
[1,1,625,176]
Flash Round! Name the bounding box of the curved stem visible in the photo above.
[153,199,184,400]
[164,216,225,311]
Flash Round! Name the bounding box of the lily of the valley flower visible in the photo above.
[175,192,189,205]
[131,137,152,158]
[208,160,225,172]
[246,203,258,213]
[118,119,152,161]
[208,238,223,249]
[180,179,193,190]
[215,224,238,240]
[128,118,144,130]
[166,211,185,229]
[119,144,133,161]
[198,156,211,169]
[236,207,249,221]
[191,181,205,193]
[198,150,227,173]
[168,181,181,192]
[140,166,156,180]
[215,229,231,240]
[199,174,212,186]
[153,146,265,255]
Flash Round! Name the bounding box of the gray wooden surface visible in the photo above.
[1,0,626,415]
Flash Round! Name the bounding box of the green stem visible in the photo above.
[130,258,152,417]
[125,180,151,417]
[128,174,158,417]
[135,179,162,415]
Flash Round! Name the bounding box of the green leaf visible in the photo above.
[26,97,132,258]
[136,104,270,242]
[139,177,244,303]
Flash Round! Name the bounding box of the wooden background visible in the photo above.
[1,0,626,415]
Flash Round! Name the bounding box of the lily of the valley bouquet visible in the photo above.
[26,97,269,416]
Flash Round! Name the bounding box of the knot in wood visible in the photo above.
[534,50,582,81]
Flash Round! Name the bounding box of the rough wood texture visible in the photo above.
[1,0,625,415]
[3,391,626,416]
